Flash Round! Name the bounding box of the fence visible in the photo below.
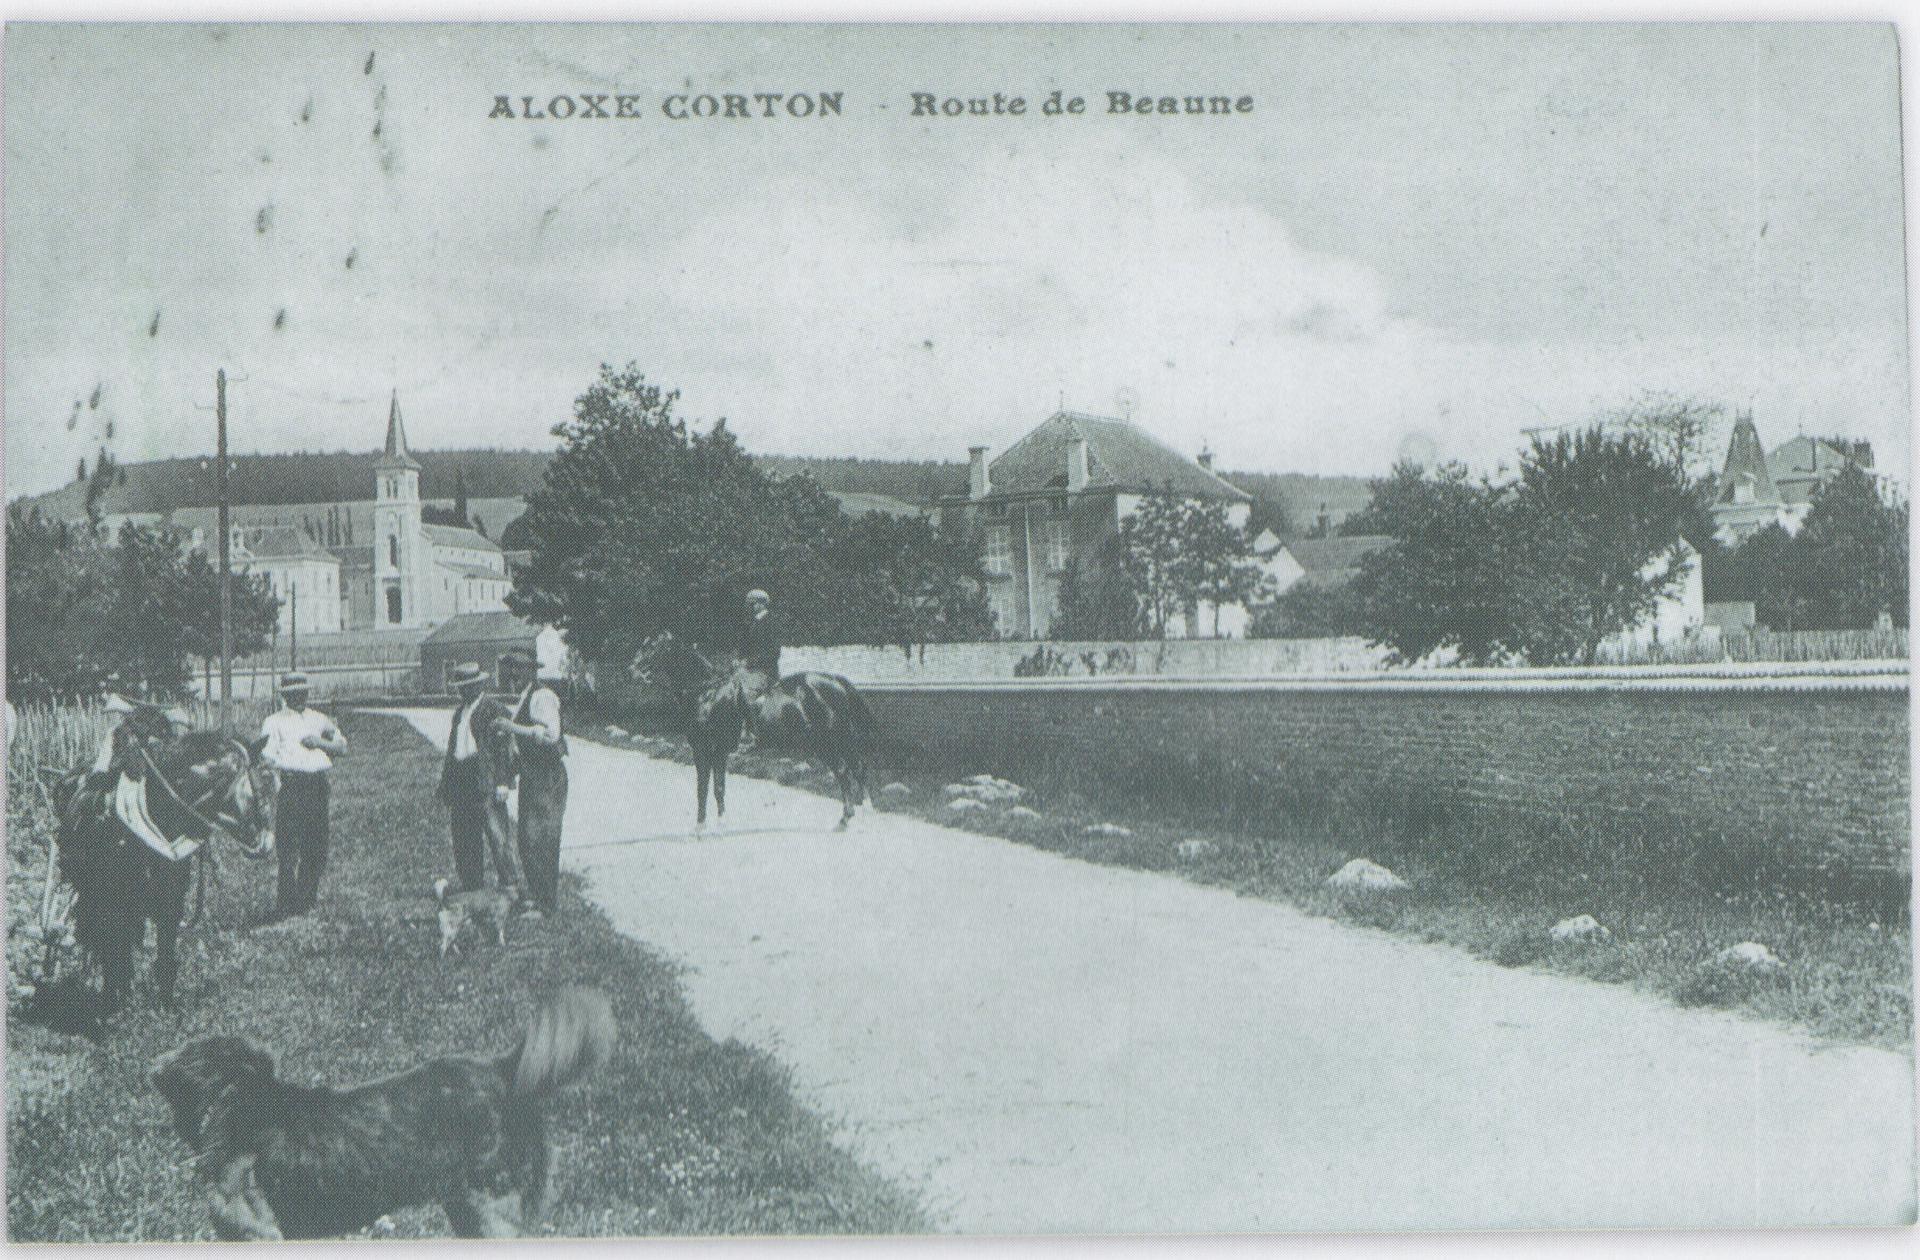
[188,662,421,702]
[1596,627,1909,667]
[7,697,279,783]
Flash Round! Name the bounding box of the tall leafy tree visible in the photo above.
[1177,498,1267,637]
[1050,542,1144,640]
[1117,489,1191,637]
[1745,463,1908,630]
[1349,461,1513,664]
[1504,427,1698,664]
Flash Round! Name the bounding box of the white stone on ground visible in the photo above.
[1550,914,1611,944]
[1326,858,1410,892]
[1716,942,1786,972]
[1084,823,1133,838]
[606,725,628,738]
[879,782,911,799]
[1006,805,1043,823]
[948,797,988,813]
[1176,839,1217,861]
[942,777,1027,806]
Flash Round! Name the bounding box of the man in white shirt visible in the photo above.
[258,672,347,916]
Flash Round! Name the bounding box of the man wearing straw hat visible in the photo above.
[437,661,530,911]
[494,647,568,916]
[258,672,347,917]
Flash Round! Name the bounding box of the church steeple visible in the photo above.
[377,390,421,471]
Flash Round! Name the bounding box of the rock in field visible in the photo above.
[1084,822,1133,838]
[948,797,988,814]
[941,776,1027,806]
[1715,941,1786,973]
[605,725,628,739]
[1326,858,1409,892]
[1549,914,1612,945]
[1005,805,1043,823]
[879,782,911,799]
[1176,838,1217,862]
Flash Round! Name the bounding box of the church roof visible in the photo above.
[236,526,338,562]
[981,411,1252,502]
[423,522,502,552]
[1715,414,1782,507]
[435,559,506,580]
[376,391,421,471]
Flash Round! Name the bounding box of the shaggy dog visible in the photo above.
[151,986,616,1240]
[433,877,515,959]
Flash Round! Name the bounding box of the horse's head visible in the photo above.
[166,733,275,857]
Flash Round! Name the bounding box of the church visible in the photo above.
[174,395,513,636]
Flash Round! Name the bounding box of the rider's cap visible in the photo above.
[746,589,771,603]
[278,672,311,693]
[448,661,488,690]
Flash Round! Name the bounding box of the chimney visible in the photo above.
[1197,447,1215,472]
[969,446,991,499]
[1067,438,1089,492]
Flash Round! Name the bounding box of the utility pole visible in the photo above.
[290,582,298,671]
[216,369,233,733]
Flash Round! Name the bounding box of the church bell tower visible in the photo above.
[373,391,425,628]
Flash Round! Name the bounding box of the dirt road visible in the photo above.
[390,709,1914,1233]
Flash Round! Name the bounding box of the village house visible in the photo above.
[938,410,1258,639]
[1709,412,1879,546]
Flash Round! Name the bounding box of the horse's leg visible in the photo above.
[99,934,131,1014]
[714,752,727,819]
[834,762,855,831]
[695,758,710,830]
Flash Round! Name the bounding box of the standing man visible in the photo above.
[735,589,782,751]
[436,662,529,911]
[495,648,568,916]
[258,673,346,917]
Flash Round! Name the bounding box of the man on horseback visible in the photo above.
[734,589,781,752]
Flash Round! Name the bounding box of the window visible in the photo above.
[388,535,400,567]
[386,586,403,624]
[984,525,1012,576]
[988,584,1017,635]
[1044,519,1070,572]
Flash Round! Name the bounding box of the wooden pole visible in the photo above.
[217,369,233,733]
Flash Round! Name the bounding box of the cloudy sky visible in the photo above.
[5,23,1908,497]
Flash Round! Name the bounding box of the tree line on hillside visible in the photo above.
[506,365,995,666]
[6,509,279,704]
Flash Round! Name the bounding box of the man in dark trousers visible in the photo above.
[436,661,530,911]
[258,673,346,917]
[494,648,568,916]
[735,588,783,751]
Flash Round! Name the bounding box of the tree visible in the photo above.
[5,511,278,703]
[1349,461,1513,665]
[508,363,994,665]
[1503,427,1698,664]
[1607,391,1726,486]
[1050,541,1143,640]
[452,466,470,524]
[1252,578,1367,639]
[1177,498,1267,637]
[1116,490,1190,637]
[1750,464,1908,630]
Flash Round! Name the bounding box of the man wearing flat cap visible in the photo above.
[437,662,529,910]
[258,672,347,917]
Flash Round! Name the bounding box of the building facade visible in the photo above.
[938,410,1256,639]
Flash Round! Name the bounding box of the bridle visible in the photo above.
[139,738,273,857]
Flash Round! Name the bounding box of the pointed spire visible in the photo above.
[1715,411,1780,506]
[377,389,421,470]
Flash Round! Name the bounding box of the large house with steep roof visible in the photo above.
[1709,414,1883,546]
[938,410,1258,639]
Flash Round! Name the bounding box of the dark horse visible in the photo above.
[52,719,273,1012]
[629,632,876,830]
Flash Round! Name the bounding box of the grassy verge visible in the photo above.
[573,702,1911,1051]
[5,710,928,1242]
